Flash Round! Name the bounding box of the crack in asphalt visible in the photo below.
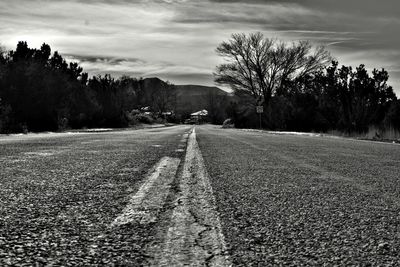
[0,125,199,266]
[152,128,231,266]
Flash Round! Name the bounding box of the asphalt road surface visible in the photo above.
[1,124,399,266]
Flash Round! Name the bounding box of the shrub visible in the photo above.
[134,113,154,124]
[0,101,12,134]
[222,118,234,128]
[155,117,164,124]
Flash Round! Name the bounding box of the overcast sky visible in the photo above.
[1,0,399,93]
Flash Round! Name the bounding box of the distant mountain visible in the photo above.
[173,84,228,114]
[140,78,231,123]
[142,77,230,112]
[142,77,167,90]
[174,84,228,97]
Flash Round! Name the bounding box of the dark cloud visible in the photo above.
[65,54,144,65]
[207,0,400,17]
[1,0,398,93]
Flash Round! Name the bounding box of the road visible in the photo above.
[1,124,399,266]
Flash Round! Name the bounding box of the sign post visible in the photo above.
[256,105,263,129]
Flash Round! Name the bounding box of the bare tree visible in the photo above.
[152,81,177,115]
[0,45,7,73]
[214,32,331,106]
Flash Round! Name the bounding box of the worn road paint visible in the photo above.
[154,128,231,266]
[180,133,189,143]
[111,156,180,226]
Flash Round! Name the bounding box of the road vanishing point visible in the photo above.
[1,125,400,266]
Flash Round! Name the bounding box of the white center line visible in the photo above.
[154,128,231,266]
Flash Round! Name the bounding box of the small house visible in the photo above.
[190,109,208,123]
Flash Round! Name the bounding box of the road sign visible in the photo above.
[256,106,264,113]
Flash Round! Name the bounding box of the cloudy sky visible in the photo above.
[1,0,399,93]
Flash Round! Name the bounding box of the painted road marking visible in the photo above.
[180,133,189,143]
[111,156,180,226]
[154,128,231,266]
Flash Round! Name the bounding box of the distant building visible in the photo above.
[140,106,151,112]
[140,106,153,116]
[162,111,173,116]
[190,109,208,123]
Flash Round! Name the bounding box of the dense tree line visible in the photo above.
[1,38,399,136]
[0,42,177,133]
[216,33,400,135]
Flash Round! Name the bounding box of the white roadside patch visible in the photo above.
[154,128,231,266]
[152,145,163,148]
[24,150,63,157]
[266,131,322,137]
[111,156,180,226]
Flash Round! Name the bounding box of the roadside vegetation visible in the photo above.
[0,42,178,133]
[215,33,400,140]
[1,35,400,139]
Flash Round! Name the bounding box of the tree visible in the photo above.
[205,89,229,124]
[322,62,396,132]
[0,45,6,91]
[384,100,400,130]
[0,42,91,131]
[151,81,176,115]
[214,32,331,108]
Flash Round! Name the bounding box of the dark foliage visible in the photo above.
[384,100,400,130]
[1,40,398,135]
[0,42,179,133]
[215,34,398,134]
[227,61,398,133]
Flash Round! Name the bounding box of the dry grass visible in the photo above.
[328,126,400,142]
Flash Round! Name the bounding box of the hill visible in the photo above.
[174,84,229,114]
[174,84,228,97]
[141,78,231,123]
[142,77,229,110]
